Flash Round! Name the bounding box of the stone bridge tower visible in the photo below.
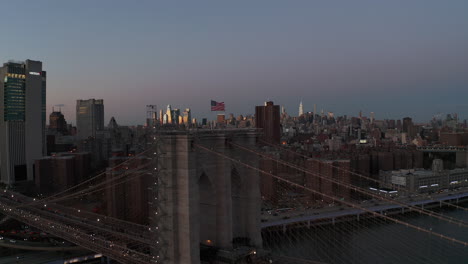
[153,129,262,264]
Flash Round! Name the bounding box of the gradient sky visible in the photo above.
[1,0,467,125]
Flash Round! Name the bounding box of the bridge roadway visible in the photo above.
[261,190,468,229]
[0,238,80,251]
[0,192,156,264]
[0,251,102,264]
[3,191,151,240]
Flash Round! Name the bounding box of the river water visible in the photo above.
[264,206,468,264]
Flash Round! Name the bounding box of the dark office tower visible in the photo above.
[396,120,402,131]
[255,101,280,144]
[49,110,68,134]
[402,117,413,133]
[76,99,104,140]
[0,60,46,185]
[172,108,180,125]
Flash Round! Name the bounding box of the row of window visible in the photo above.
[6,73,26,79]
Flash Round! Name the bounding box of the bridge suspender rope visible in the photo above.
[7,147,155,211]
[229,141,468,228]
[259,139,468,212]
[194,142,468,247]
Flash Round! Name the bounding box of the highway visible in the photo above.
[261,189,468,229]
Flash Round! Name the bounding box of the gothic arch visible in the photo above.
[198,172,216,244]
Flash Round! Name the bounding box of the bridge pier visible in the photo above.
[307,220,311,229]
[332,218,335,225]
[157,130,262,264]
[158,134,200,264]
[357,214,360,221]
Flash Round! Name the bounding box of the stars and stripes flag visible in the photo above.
[211,100,225,111]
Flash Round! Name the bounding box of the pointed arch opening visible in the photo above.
[199,172,216,245]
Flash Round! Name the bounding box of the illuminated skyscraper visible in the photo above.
[183,108,191,125]
[166,105,173,124]
[0,60,46,184]
[159,109,164,125]
[299,100,304,116]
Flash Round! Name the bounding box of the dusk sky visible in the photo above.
[1,1,467,125]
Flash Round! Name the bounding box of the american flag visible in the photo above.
[211,100,225,111]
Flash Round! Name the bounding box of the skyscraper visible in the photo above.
[183,108,191,125]
[166,105,173,124]
[313,104,317,123]
[49,110,68,134]
[76,99,104,140]
[159,109,164,125]
[255,101,281,144]
[172,108,180,125]
[402,117,413,133]
[299,100,304,116]
[0,60,46,184]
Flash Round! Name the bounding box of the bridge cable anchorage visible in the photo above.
[259,139,468,213]
[229,141,468,228]
[194,143,468,247]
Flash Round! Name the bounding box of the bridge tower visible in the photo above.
[153,129,262,264]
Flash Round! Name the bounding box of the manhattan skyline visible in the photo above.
[1,0,467,124]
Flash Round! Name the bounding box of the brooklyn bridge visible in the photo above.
[1,129,467,264]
